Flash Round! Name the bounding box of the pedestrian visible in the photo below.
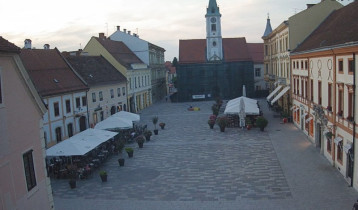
[165,95,168,102]
[353,199,358,210]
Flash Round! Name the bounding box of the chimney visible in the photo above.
[44,44,50,50]
[133,33,137,37]
[123,29,127,33]
[128,31,131,35]
[306,4,315,9]
[99,32,106,40]
[24,39,32,49]
[117,26,120,31]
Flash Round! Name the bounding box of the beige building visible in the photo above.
[83,33,152,113]
[263,0,343,115]
[291,2,358,189]
[0,37,53,209]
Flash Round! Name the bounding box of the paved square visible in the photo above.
[52,100,358,210]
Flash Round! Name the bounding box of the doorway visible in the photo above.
[79,116,87,132]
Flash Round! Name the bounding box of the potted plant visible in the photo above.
[69,179,76,189]
[152,116,159,135]
[212,104,219,116]
[325,131,333,139]
[246,118,252,130]
[135,135,145,148]
[125,147,134,158]
[216,116,229,132]
[159,122,166,129]
[208,119,215,129]
[118,158,125,166]
[144,130,152,141]
[256,116,268,132]
[282,112,289,123]
[99,170,107,182]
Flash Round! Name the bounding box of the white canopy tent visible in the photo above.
[111,111,140,122]
[46,129,118,157]
[94,116,133,130]
[224,96,260,115]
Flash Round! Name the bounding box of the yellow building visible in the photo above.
[83,33,152,113]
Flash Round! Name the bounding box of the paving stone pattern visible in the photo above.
[52,100,358,210]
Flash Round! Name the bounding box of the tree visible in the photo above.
[172,57,178,67]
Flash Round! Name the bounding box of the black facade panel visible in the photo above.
[176,61,255,102]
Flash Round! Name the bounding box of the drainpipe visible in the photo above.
[86,91,90,128]
[351,52,356,187]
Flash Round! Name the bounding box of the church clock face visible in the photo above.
[211,17,216,23]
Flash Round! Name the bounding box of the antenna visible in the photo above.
[106,23,108,36]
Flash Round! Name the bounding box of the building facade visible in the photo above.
[20,43,89,148]
[110,28,167,103]
[263,0,343,115]
[176,0,257,102]
[65,55,128,127]
[83,33,152,113]
[291,1,358,189]
[0,37,53,210]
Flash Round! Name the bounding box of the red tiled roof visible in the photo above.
[0,36,20,53]
[178,38,252,64]
[294,1,358,53]
[20,48,88,97]
[95,37,144,69]
[165,61,176,74]
[247,43,264,63]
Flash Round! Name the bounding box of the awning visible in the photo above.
[301,113,308,119]
[111,111,140,122]
[305,117,313,123]
[271,86,290,105]
[266,85,283,101]
[334,136,343,145]
[343,143,352,153]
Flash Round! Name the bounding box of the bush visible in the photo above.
[99,171,107,176]
[256,117,268,129]
[135,135,145,144]
[144,130,152,137]
[216,116,229,128]
[125,147,133,153]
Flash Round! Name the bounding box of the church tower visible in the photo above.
[206,0,223,61]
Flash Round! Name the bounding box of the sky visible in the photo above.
[0,0,351,62]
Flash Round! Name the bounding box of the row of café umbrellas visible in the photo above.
[46,111,140,157]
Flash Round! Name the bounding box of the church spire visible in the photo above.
[206,0,221,17]
[262,14,272,37]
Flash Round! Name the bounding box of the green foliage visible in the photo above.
[135,135,145,144]
[125,147,133,153]
[256,117,268,128]
[144,130,152,137]
[99,171,107,176]
[208,119,215,125]
[216,116,229,128]
[212,104,220,116]
[172,57,178,67]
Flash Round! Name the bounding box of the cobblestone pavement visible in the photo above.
[52,99,358,210]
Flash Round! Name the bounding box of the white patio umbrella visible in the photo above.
[111,111,140,122]
[243,85,246,97]
[239,98,246,127]
[94,116,133,130]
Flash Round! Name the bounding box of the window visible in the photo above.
[55,127,62,143]
[117,88,121,97]
[337,141,343,162]
[23,150,37,191]
[265,64,268,74]
[305,80,308,99]
[129,78,132,90]
[93,113,98,124]
[348,92,353,120]
[327,136,331,152]
[305,61,308,70]
[301,61,303,70]
[328,84,332,108]
[54,102,60,117]
[76,97,81,108]
[110,89,114,98]
[82,96,87,106]
[138,77,141,87]
[318,81,322,105]
[142,76,144,87]
[293,79,296,95]
[310,80,314,101]
[99,91,103,101]
[301,79,304,96]
[293,61,296,69]
[255,68,261,77]
[122,87,126,96]
[135,77,137,88]
[100,111,104,121]
[265,45,268,56]
[349,59,354,73]
[67,123,73,137]
[0,70,2,104]
[92,93,96,102]
[338,88,343,116]
[65,100,71,113]
[338,59,343,73]
[211,24,216,31]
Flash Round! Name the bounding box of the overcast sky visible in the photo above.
[0,0,351,62]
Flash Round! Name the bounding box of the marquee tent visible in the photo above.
[224,96,260,115]
[94,116,133,130]
[111,111,140,122]
[46,129,118,157]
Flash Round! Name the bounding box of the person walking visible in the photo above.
[353,199,358,210]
